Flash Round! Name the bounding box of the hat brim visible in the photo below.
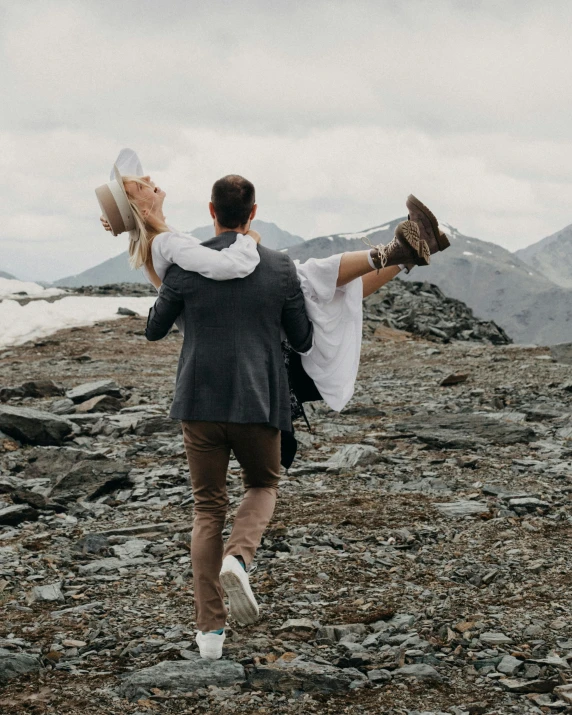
[95,165,140,241]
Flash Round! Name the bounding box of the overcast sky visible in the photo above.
[1,0,571,281]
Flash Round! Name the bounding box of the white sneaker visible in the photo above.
[195,630,225,660]
[220,555,259,625]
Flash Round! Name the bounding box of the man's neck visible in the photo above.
[214,222,249,236]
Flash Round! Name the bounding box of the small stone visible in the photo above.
[75,395,123,413]
[367,668,392,683]
[479,632,512,646]
[328,444,380,470]
[435,500,489,518]
[30,583,64,603]
[278,618,316,633]
[554,684,572,704]
[62,639,87,648]
[440,373,469,386]
[66,380,122,404]
[496,654,522,675]
[395,663,444,683]
[333,624,367,640]
[549,617,567,630]
[117,307,137,316]
[111,539,151,560]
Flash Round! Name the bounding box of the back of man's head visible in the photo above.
[211,175,255,229]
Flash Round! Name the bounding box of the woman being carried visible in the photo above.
[97,149,449,418]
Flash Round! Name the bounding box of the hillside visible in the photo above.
[288,221,572,346]
[0,270,17,279]
[515,223,572,289]
[55,219,304,287]
[0,295,571,713]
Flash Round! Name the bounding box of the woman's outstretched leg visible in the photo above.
[336,250,377,287]
[361,265,402,298]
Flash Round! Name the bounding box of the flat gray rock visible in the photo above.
[395,663,444,683]
[111,539,150,560]
[30,583,64,603]
[52,459,132,501]
[480,631,512,646]
[66,379,122,403]
[328,444,379,470]
[249,657,366,693]
[0,405,73,446]
[0,649,41,685]
[118,656,245,700]
[497,654,522,675]
[395,413,535,446]
[279,618,316,632]
[500,677,558,693]
[435,500,489,518]
[0,503,39,526]
[508,497,550,509]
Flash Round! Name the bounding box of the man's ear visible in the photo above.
[209,202,216,220]
[250,203,258,221]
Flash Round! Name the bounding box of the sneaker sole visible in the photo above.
[406,194,450,252]
[220,570,259,625]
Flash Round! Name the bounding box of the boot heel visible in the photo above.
[436,230,450,251]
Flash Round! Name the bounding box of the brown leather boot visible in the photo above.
[369,220,430,270]
[406,194,450,255]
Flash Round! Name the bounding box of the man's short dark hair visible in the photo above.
[211,175,255,229]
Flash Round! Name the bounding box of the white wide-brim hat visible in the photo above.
[94,148,144,241]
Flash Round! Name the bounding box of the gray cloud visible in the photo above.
[1,0,571,280]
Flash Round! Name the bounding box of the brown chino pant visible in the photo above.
[181,420,281,632]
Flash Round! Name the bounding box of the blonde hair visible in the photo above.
[121,175,169,269]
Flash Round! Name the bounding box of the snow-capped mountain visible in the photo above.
[287,220,572,346]
[515,223,572,289]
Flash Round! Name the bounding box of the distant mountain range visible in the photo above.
[288,220,572,346]
[0,270,17,280]
[515,223,572,289]
[50,215,571,345]
[54,220,304,288]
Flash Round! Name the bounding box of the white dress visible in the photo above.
[114,150,364,413]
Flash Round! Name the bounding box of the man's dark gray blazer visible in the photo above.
[145,231,313,432]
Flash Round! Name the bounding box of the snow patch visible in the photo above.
[0,277,66,300]
[0,296,157,349]
[463,251,474,256]
[338,224,390,241]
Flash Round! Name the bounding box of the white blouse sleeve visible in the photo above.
[154,231,260,281]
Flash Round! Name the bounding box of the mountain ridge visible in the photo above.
[515,223,572,289]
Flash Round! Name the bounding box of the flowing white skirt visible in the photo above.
[295,255,363,412]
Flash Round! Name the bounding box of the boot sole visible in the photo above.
[220,570,259,625]
[406,194,450,252]
[396,220,430,266]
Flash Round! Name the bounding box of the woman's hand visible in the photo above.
[246,228,261,244]
[100,215,112,232]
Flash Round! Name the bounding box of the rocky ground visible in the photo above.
[0,280,571,714]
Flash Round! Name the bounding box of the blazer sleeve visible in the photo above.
[145,269,184,341]
[281,258,314,354]
[154,231,260,280]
